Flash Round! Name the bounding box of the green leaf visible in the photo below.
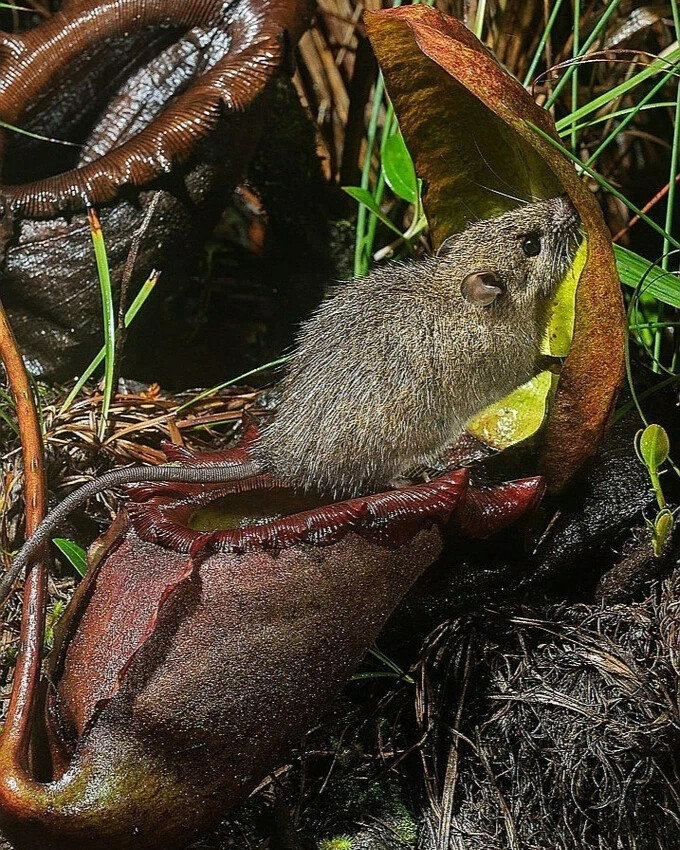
[381,133,418,204]
[342,186,402,236]
[638,424,670,472]
[615,245,680,309]
[53,538,88,577]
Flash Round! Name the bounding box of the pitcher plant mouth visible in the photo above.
[125,439,471,553]
[0,0,310,218]
[122,428,547,554]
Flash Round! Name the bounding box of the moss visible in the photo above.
[318,836,354,850]
[388,802,417,845]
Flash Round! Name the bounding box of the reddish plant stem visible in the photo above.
[612,172,680,243]
[0,297,47,772]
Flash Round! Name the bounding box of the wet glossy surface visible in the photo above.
[0,0,312,215]
[0,0,315,380]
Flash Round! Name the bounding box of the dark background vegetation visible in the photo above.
[0,1,679,848]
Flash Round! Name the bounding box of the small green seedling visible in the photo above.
[379,131,427,257]
[53,538,88,577]
[635,424,675,556]
[45,600,66,650]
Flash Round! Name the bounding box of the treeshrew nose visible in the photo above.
[557,192,581,231]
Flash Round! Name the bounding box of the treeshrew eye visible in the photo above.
[521,232,542,257]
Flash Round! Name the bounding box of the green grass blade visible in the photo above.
[665,3,680,248]
[523,0,566,87]
[546,0,626,108]
[354,73,386,277]
[656,0,680,369]
[615,245,680,309]
[350,671,415,682]
[353,0,413,277]
[668,0,680,230]
[87,208,116,440]
[554,48,680,132]
[364,107,397,266]
[628,321,680,330]
[584,67,678,168]
[0,119,80,147]
[0,387,20,436]
[570,0,581,152]
[473,0,486,39]
[564,102,676,137]
[59,270,160,416]
[0,405,18,435]
[613,373,680,423]
[176,356,290,414]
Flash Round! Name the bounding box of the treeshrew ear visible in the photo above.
[436,233,460,257]
[461,270,505,306]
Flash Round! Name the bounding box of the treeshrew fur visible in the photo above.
[257,194,582,495]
